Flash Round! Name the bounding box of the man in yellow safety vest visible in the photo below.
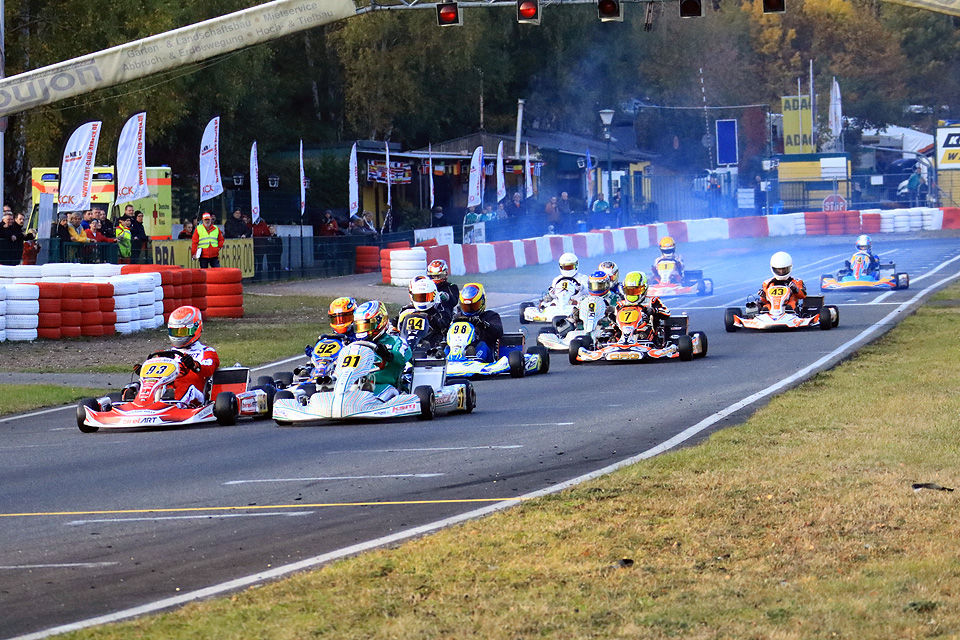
[191,212,224,268]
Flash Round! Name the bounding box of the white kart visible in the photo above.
[537,295,616,352]
[272,341,474,424]
[519,281,578,324]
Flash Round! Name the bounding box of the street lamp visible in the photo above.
[599,109,615,216]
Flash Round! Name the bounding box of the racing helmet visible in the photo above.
[427,259,449,284]
[559,252,579,277]
[168,305,203,348]
[587,270,611,296]
[770,251,793,282]
[328,297,357,335]
[409,275,439,312]
[598,261,620,287]
[856,234,872,253]
[659,236,676,258]
[354,300,389,341]
[622,271,647,304]
[458,283,486,316]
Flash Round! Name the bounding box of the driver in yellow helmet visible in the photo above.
[621,271,670,341]
[651,236,685,285]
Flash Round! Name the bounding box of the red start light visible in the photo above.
[597,0,620,18]
[518,0,538,19]
[438,3,459,23]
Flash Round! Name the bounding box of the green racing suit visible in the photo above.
[370,332,413,395]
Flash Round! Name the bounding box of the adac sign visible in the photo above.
[937,128,960,168]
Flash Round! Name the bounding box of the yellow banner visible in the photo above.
[151,238,255,277]
[782,96,814,154]
[881,0,960,17]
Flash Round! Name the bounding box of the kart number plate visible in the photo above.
[618,308,640,324]
[451,322,472,335]
[314,341,341,357]
[404,316,426,332]
[658,261,675,271]
[341,355,362,369]
[141,362,176,379]
[768,286,788,297]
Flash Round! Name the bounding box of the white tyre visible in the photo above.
[138,305,154,320]
[109,278,138,296]
[0,300,5,315]
[5,314,39,329]
[0,329,5,342]
[153,301,164,315]
[6,299,40,315]
[92,264,122,277]
[137,291,155,306]
[6,328,38,342]
[69,264,96,278]
[41,263,73,277]
[114,294,137,310]
[17,266,42,278]
[4,284,39,300]
[153,286,164,302]
[114,307,135,323]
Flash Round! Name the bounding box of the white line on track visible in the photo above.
[870,254,960,304]
[12,257,960,640]
[0,562,120,570]
[223,474,443,485]
[327,445,524,454]
[66,512,315,526]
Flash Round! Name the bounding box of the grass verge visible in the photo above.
[0,384,106,416]
[62,285,960,639]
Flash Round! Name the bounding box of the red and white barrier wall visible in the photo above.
[379,206,959,285]
[0,265,243,342]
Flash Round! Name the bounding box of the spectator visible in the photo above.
[431,206,448,228]
[81,209,95,230]
[556,192,571,232]
[907,166,922,206]
[225,208,250,238]
[0,210,23,266]
[85,218,115,243]
[706,175,722,217]
[754,175,765,215]
[66,212,91,243]
[13,212,26,233]
[545,196,559,231]
[463,207,481,224]
[56,214,72,242]
[21,228,39,265]
[96,209,115,239]
[249,216,271,238]
[495,202,508,220]
[507,192,525,217]
[131,210,148,263]
[191,212,224,268]
[362,211,378,234]
[319,210,341,237]
[178,221,195,240]
[482,206,498,223]
[116,215,133,264]
[348,214,376,236]
[591,192,610,228]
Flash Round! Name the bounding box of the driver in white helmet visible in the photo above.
[395,275,452,349]
[757,251,806,311]
[843,234,881,277]
[539,252,587,309]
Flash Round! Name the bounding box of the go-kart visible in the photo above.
[272,340,474,424]
[648,261,713,297]
[819,252,909,292]
[262,335,347,392]
[519,280,577,324]
[725,286,838,332]
[446,318,548,378]
[570,306,707,364]
[397,310,447,358]
[76,351,272,432]
[537,295,616,352]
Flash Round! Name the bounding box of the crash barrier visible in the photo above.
[378,206,957,285]
[0,264,242,342]
[380,245,427,287]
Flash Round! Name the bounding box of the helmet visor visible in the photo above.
[411,291,435,304]
[560,262,577,273]
[168,325,197,339]
[329,311,354,326]
[623,283,645,298]
[661,246,675,257]
[460,298,483,314]
[588,279,608,295]
[354,317,379,335]
[772,265,791,277]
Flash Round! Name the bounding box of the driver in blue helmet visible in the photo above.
[452,283,503,361]
[843,234,881,277]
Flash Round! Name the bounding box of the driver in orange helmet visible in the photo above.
[651,236,685,284]
[162,305,220,407]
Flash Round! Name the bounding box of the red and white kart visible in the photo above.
[76,351,273,432]
[725,286,838,332]
[648,261,713,297]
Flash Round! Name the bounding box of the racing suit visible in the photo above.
[652,255,685,284]
[452,310,504,361]
[369,332,413,396]
[163,341,220,407]
[567,292,619,334]
[843,250,881,277]
[635,297,670,341]
[540,274,587,308]
[395,305,452,351]
[435,281,460,315]
[757,276,806,311]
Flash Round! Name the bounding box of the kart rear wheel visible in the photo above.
[527,345,550,374]
[568,337,583,365]
[677,335,694,361]
[214,392,239,426]
[508,350,525,378]
[691,331,708,358]
[275,371,294,388]
[415,386,435,420]
[724,308,740,333]
[828,305,840,327]
[538,326,556,336]
[256,375,275,388]
[819,310,833,330]
[250,385,276,418]
[273,390,295,426]
[518,302,533,324]
[463,381,476,413]
[697,279,714,296]
[896,273,909,290]
[76,398,99,433]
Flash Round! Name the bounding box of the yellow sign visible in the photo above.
[936,127,960,168]
[781,96,814,154]
[151,238,255,277]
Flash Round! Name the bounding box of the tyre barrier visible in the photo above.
[202,268,244,318]
[380,247,427,286]
[355,245,381,274]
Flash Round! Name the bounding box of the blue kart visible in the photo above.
[445,319,549,378]
[819,252,909,292]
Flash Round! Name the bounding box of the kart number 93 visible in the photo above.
[142,362,176,379]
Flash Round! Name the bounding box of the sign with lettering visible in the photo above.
[781,95,814,154]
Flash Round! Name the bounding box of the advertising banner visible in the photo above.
[463,221,486,245]
[349,142,359,216]
[299,140,306,218]
[58,120,102,212]
[715,119,738,166]
[250,141,261,223]
[781,95,814,154]
[496,141,506,202]
[151,238,254,277]
[414,225,454,246]
[467,147,482,209]
[936,127,960,169]
[116,112,149,205]
[199,117,223,202]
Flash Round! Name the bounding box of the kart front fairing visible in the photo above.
[537,295,610,351]
[522,286,576,323]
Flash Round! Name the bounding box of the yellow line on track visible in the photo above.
[0,497,527,519]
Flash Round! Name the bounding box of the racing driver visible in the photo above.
[757,251,806,312]
[159,305,220,407]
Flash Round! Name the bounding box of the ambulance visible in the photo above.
[31,166,173,238]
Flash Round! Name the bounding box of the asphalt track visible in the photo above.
[3,231,960,639]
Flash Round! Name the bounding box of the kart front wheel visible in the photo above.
[275,371,294,388]
[697,279,714,296]
[896,273,909,290]
[214,392,239,426]
[463,381,476,413]
[691,331,708,358]
[819,310,833,331]
[828,305,840,328]
[568,338,583,365]
[273,390,295,426]
[77,398,99,433]
[508,350,525,378]
[527,345,550,374]
[256,375,275,388]
[677,335,694,361]
[415,386,435,420]
[724,308,740,333]
[518,302,533,324]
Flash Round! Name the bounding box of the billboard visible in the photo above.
[716,119,739,166]
[781,96,814,154]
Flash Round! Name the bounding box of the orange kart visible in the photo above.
[570,305,707,364]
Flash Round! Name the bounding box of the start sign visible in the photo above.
[823,194,847,212]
